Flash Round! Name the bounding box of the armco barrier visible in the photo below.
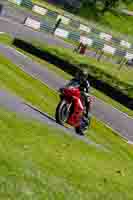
[103,45,116,55]
[8,0,133,51]
[69,19,80,29]
[54,28,69,39]
[115,49,126,58]
[24,17,40,30]
[40,21,53,33]
[68,32,80,42]
[80,36,93,47]
[32,5,48,15]
[46,10,58,19]
[125,52,133,60]
[21,0,33,9]
[120,40,131,49]
[24,17,133,62]
[79,24,91,33]
[56,15,70,25]
[58,23,72,32]
[111,37,121,45]
[7,0,133,62]
[99,32,112,42]
[92,39,104,50]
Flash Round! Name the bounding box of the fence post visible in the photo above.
[119,57,127,70]
[52,18,62,34]
[0,4,3,15]
[97,50,104,61]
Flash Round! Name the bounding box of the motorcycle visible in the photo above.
[55,86,93,135]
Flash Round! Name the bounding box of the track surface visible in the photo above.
[0,43,133,141]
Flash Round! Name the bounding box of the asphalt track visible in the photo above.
[0,43,133,142]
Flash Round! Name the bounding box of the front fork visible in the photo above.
[67,97,84,127]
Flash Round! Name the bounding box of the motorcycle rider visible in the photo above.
[63,67,92,135]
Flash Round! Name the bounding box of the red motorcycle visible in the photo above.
[55,86,93,135]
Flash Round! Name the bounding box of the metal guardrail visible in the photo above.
[45,10,58,18]
[9,1,133,45]
[40,21,54,33]
[8,0,133,51]
[92,39,104,50]
[8,0,133,63]
[24,17,133,63]
[21,0,32,9]
[68,32,80,42]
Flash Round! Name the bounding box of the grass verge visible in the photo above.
[0,52,59,116]
[0,33,13,45]
[1,36,133,198]
[0,107,133,199]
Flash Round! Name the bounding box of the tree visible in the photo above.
[80,0,132,14]
[101,0,119,13]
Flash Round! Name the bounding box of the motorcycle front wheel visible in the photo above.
[55,100,71,126]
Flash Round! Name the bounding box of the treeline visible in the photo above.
[79,0,132,13]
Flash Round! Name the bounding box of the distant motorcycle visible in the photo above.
[55,86,93,135]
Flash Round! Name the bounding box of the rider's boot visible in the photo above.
[75,126,84,136]
[75,116,88,136]
[76,112,92,136]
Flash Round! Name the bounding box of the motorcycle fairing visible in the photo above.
[67,96,84,127]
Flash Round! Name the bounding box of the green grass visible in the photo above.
[1,33,132,117]
[15,46,73,80]
[127,3,133,10]
[0,53,59,116]
[99,10,133,36]
[35,40,133,85]
[16,46,133,117]
[1,40,132,140]
[79,6,133,38]
[0,107,133,199]
[0,41,128,144]
[1,34,133,198]
[16,38,133,99]
[0,33,13,45]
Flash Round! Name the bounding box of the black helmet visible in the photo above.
[81,69,88,78]
[75,64,88,81]
[79,69,88,83]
